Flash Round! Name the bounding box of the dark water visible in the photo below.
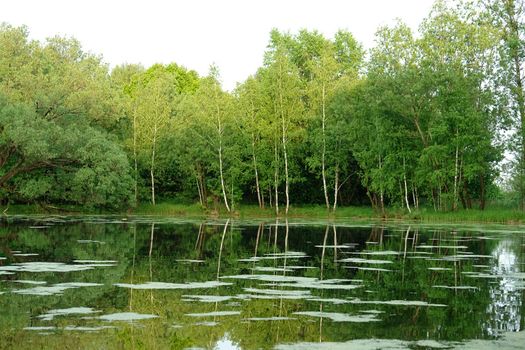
[0,216,524,349]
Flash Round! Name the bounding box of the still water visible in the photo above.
[0,216,524,349]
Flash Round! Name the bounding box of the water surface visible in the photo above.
[0,216,524,349]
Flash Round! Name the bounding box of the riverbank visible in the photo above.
[133,203,525,225]
[3,202,521,225]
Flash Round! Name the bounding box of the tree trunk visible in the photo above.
[252,134,262,208]
[200,165,208,208]
[453,136,460,211]
[282,124,290,215]
[150,123,157,205]
[432,189,438,212]
[274,140,279,215]
[218,142,230,212]
[413,113,428,148]
[378,156,385,216]
[332,163,339,212]
[195,173,203,206]
[380,189,385,216]
[463,180,472,209]
[479,174,486,210]
[321,83,330,210]
[214,82,230,213]
[268,184,273,209]
[366,190,377,210]
[231,177,235,212]
[412,185,419,210]
[459,190,467,209]
[133,110,138,204]
[278,60,290,215]
[403,157,411,213]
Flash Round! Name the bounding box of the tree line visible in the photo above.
[1,0,524,213]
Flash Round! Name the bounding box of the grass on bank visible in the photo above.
[1,201,523,225]
[132,202,524,225]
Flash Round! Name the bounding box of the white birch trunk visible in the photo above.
[252,134,262,208]
[282,118,290,215]
[403,157,411,213]
[277,60,290,216]
[274,140,279,215]
[332,163,339,211]
[218,142,230,212]
[216,96,231,213]
[150,123,157,205]
[133,108,138,204]
[321,83,330,210]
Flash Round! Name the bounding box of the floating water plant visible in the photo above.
[99,312,158,321]
[114,281,232,289]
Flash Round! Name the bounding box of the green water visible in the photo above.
[0,216,524,349]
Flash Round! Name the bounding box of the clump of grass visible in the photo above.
[132,202,205,217]
[410,207,524,224]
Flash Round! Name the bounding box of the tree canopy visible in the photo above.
[1,0,524,212]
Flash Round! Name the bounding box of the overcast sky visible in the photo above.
[3,0,436,90]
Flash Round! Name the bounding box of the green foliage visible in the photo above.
[338,4,503,212]
[1,1,521,214]
[0,96,133,208]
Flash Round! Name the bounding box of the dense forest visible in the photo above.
[1,0,525,214]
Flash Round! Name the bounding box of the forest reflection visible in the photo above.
[0,217,523,349]
[486,239,522,335]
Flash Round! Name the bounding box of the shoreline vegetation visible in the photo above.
[2,1,525,222]
[1,202,524,226]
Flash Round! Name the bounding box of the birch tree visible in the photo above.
[264,30,304,215]
[134,75,171,205]
[191,67,235,212]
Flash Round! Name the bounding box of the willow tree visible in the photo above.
[0,24,133,208]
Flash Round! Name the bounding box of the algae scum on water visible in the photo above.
[0,216,524,349]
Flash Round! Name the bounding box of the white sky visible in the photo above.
[3,0,436,90]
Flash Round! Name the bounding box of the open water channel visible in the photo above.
[0,216,524,349]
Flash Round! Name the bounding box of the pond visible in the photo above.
[0,216,524,349]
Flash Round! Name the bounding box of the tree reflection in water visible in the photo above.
[0,217,524,349]
[485,239,522,336]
